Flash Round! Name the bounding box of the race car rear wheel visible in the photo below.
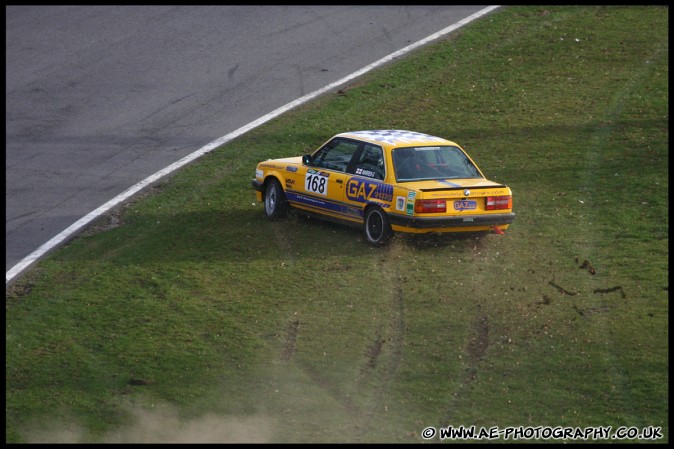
[264,178,288,219]
[364,206,392,245]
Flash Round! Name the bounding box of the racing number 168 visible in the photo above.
[306,174,327,196]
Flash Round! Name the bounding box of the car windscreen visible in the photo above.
[392,146,482,182]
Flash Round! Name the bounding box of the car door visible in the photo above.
[295,137,360,221]
[344,143,394,218]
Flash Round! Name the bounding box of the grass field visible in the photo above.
[6,5,668,443]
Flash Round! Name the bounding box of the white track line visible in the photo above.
[6,5,500,285]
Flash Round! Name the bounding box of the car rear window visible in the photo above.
[393,146,481,181]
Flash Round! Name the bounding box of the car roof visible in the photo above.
[335,130,458,148]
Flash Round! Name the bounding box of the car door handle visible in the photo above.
[336,179,343,184]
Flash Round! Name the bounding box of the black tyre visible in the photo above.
[264,179,288,219]
[364,206,392,245]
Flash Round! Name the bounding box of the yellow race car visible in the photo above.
[252,130,515,245]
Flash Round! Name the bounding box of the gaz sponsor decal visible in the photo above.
[305,170,329,196]
[346,179,393,203]
[454,200,477,210]
[454,200,477,211]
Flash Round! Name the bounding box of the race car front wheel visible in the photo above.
[264,178,288,219]
[364,206,392,246]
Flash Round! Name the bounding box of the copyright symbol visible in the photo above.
[421,427,436,440]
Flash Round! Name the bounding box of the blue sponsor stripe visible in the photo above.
[437,179,461,187]
[286,191,362,220]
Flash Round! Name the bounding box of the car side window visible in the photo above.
[312,138,360,172]
[353,143,385,180]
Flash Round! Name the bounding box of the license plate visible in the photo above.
[454,200,476,211]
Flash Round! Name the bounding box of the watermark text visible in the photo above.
[421,425,663,441]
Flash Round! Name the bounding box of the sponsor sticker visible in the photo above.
[346,179,393,203]
[406,191,416,215]
[396,196,406,211]
[260,163,284,170]
[454,200,477,211]
[355,167,376,178]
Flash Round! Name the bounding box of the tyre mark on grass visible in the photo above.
[593,285,626,299]
[280,319,300,362]
[276,317,362,419]
[304,289,405,438]
[301,364,361,418]
[442,308,490,424]
[350,240,407,438]
[355,279,406,380]
[354,321,386,380]
[463,312,490,384]
[548,280,579,296]
[363,334,386,370]
[287,239,406,439]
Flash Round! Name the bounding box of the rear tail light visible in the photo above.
[486,195,512,210]
[414,199,447,213]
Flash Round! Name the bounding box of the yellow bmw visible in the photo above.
[252,130,515,245]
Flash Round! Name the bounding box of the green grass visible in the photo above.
[6,5,668,443]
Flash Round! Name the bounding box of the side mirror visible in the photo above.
[302,154,313,166]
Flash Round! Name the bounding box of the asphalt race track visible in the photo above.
[6,5,492,281]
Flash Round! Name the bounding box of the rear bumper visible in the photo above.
[388,212,515,229]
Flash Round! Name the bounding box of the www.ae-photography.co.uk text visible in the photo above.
[421,425,663,442]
